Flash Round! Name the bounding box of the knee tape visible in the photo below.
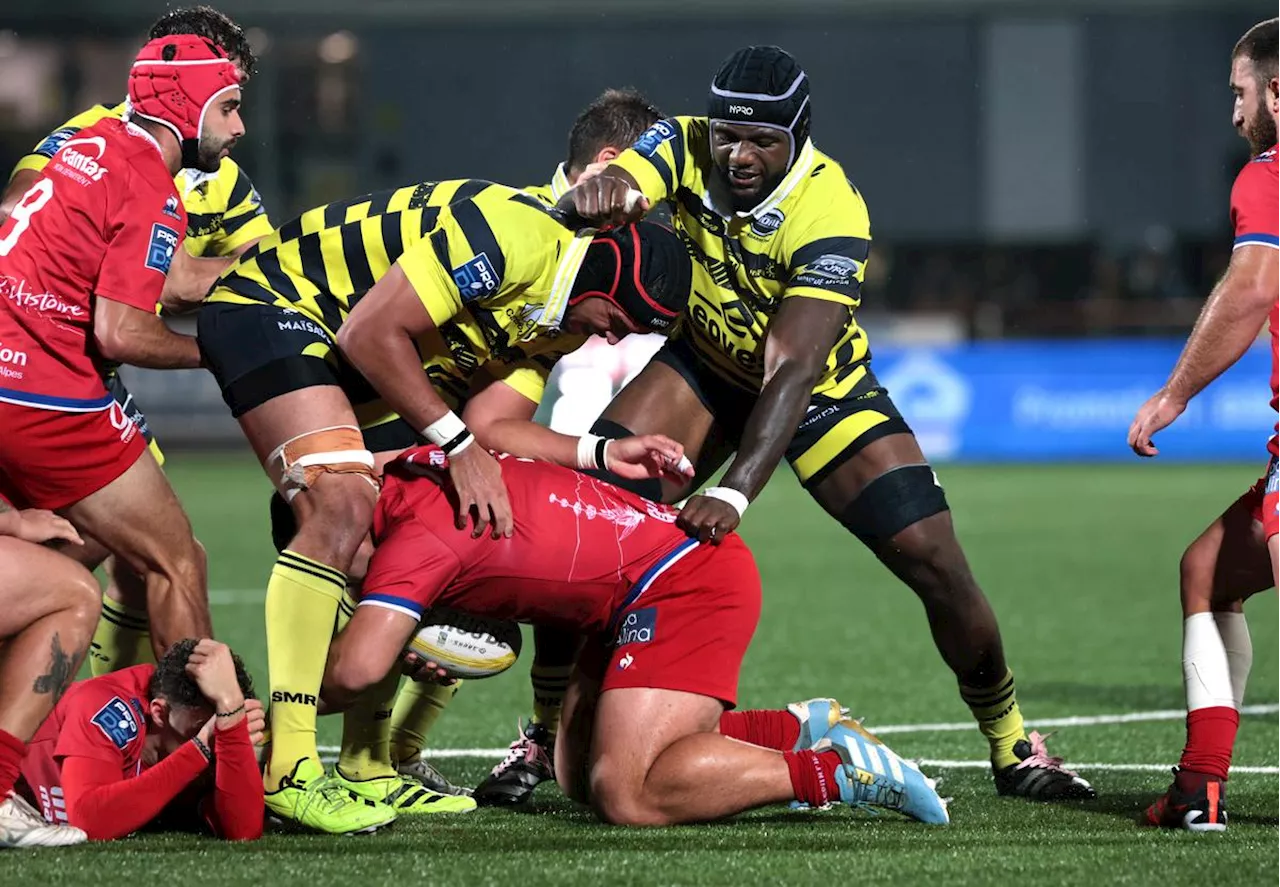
[267,425,377,503]
[839,464,949,544]
[585,419,662,503]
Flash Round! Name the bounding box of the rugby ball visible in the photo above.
[406,606,522,680]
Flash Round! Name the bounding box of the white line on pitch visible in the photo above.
[870,703,1279,734]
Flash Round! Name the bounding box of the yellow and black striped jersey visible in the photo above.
[13,102,272,258]
[612,115,872,399]
[208,179,591,407]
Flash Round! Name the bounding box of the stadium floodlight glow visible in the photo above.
[317,31,358,65]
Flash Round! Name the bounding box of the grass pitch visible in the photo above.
[6,454,1277,885]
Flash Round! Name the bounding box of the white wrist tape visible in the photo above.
[422,411,474,455]
[702,486,749,519]
[576,434,610,471]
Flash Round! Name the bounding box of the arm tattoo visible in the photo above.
[33,632,79,699]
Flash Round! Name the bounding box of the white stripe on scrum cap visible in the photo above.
[709,70,807,102]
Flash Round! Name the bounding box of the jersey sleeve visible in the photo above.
[10,105,118,180]
[363,477,463,620]
[609,116,698,204]
[95,173,185,311]
[1230,158,1279,251]
[397,195,541,329]
[53,691,139,768]
[782,178,872,306]
[203,161,273,257]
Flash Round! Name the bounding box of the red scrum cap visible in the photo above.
[127,35,239,160]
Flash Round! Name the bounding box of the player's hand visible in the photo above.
[605,435,695,482]
[1128,388,1186,457]
[448,446,514,539]
[676,494,741,545]
[185,639,246,715]
[562,175,649,229]
[400,650,457,686]
[14,509,83,546]
[195,714,217,756]
[243,698,266,746]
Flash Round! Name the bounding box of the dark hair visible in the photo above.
[148,5,257,78]
[1234,18,1278,86]
[566,88,663,174]
[148,638,256,709]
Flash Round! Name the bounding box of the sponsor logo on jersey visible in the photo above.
[793,253,861,288]
[451,252,500,302]
[617,652,635,670]
[162,194,181,218]
[749,208,785,237]
[276,317,332,339]
[614,607,657,647]
[1266,458,1279,495]
[145,223,180,275]
[35,126,78,160]
[107,401,138,444]
[634,120,678,158]
[91,696,139,749]
[57,137,110,183]
[1,273,85,321]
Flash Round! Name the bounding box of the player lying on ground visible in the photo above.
[1,5,272,680]
[0,34,245,657]
[0,502,100,849]
[18,639,265,842]
[322,446,949,826]
[1128,16,1279,833]
[199,179,692,833]
[547,44,1093,804]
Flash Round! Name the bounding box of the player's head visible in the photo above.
[566,221,691,344]
[147,638,255,755]
[1231,17,1278,155]
[707,45,810,212]
[565,88,664,185]
[128,34,244,173]
[148,5,257,82]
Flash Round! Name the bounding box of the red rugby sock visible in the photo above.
[1178,706,1239,782]
[783,749,843,807]
[0,728,26,797]
[719,709,801,751]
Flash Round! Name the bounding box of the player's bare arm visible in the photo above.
[0,169,38,225]
[678,297,847,543]
[0,505,84,546]
[463,376,692,483]
[93,296,202,370]
[1129,244,1279,457]
[160,243,259,315]
[558,168,648,228]
[338,264,513,538]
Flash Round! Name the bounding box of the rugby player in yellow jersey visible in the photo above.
[562,45,1096,802]
[0,7,272,682]
[196,180,692,834]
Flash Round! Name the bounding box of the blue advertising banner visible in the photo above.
[871,340,1273,462]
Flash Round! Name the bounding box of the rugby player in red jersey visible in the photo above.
[0,501,100,848]
[322,447,950,826]
[1128,17,1278,832]
[18,639,265,841]
[0,35,244,652]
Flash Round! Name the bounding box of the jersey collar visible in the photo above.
[743,137,815,220]
[122,119,164,160]
[178,165,220,195]
[549,163,572,201]
[532,231,594,331]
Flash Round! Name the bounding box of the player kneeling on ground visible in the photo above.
[17,639,265,841]
[322,446,949,826]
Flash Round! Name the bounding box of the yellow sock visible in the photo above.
[336,665,400,781]
[264,550,346,789]
[89,597,155,676]
[530,662,574,736]
[389,680,460,764]
[960,669,1027,770]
